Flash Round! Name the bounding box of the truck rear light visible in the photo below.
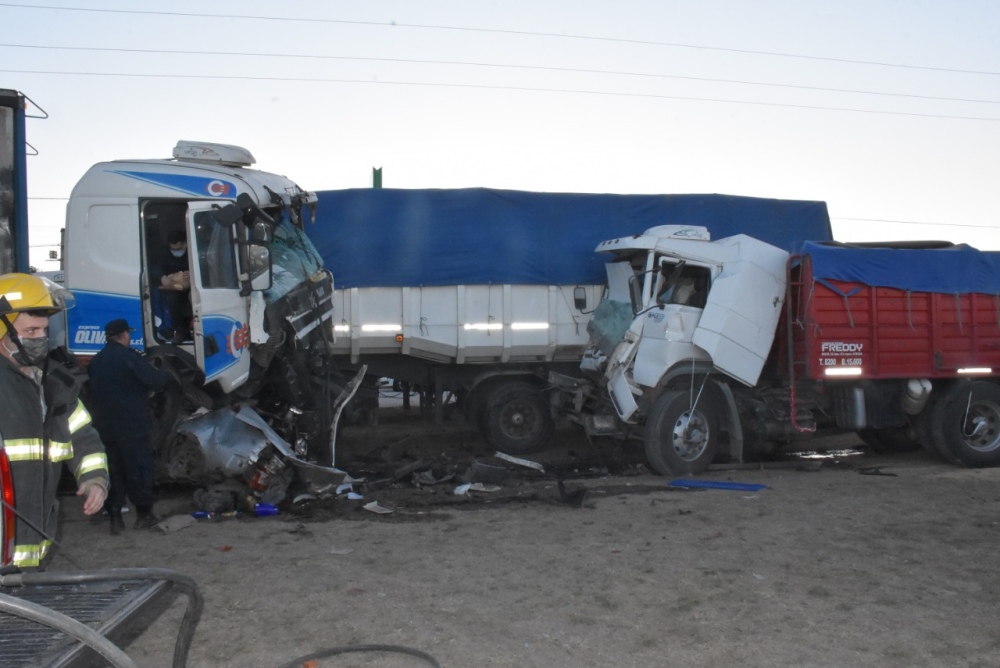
[958,367,992,375]
[0,448,15,567]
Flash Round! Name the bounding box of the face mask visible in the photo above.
[6,337,50,367]
[171,249,187,258]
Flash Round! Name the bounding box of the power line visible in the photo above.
[1,2,998,77]
[2,68,998,122]
[2,42,997,106]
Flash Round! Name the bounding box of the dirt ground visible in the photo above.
[50,400,1000,668]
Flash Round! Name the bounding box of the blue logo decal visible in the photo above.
[67,292,144,353]
[109,170,238,198]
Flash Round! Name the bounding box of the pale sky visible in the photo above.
[3,1,999,270]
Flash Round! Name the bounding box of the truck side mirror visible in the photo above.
[628,275,643,315]
[248,244,272,291]
[573,286,587,311]
[212,203,242,228]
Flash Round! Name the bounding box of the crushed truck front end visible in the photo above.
[62,141,348,487]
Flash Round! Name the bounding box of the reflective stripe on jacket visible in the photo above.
[0,357,109,569]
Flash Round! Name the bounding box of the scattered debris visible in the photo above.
[156,514,197,534]
[362,501,394,515]
[193,488,239,514]
[556,479,588,508]
[857,467,898,477]
[328,547,354,556]
[468,459,509,483]
[494,451,545,473]
[253,503,279,517]
[667,479,768,492]
[452,482,502,495]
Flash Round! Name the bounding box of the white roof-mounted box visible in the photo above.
[172,140,256,167]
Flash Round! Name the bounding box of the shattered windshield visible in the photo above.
[263,213,325,302]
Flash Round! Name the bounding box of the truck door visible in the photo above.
[186,201,251,393]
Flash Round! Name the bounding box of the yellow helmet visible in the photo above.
[0,273,75,339]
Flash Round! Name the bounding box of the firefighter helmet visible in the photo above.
[0,273,75,339]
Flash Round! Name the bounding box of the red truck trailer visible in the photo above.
[783,241,1000,466]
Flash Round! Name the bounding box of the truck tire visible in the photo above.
[931,380,1000,467]
[484,382,554,455]
[912,403,950,462]
[644,390,720,476]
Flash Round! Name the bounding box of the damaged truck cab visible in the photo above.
[555,224,1000,476]
[560,226,785,474]
[62,141,342,479]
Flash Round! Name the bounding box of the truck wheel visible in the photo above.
[644,390,720,476]
[931,380,1000,467]
[911,403,951,462]
[485,382,554,455]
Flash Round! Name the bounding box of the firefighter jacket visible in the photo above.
[0,356,109,569]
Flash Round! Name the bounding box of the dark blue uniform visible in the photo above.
[86,339,170,517]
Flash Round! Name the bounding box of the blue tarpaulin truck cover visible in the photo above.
[307,188,833,288]
[800,241,1000,295]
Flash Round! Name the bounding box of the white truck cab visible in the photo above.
[63,141,327,394]
[61,142,349,478]
[587,225,789,423]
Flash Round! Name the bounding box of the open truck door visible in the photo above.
[184,201,252,393]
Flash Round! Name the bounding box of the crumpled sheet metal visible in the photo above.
[176,403,351,493]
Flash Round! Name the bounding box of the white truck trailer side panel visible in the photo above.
[332,284,603,365]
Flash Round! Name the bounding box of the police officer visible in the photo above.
[0,273,109,569]
[86,319,170,533]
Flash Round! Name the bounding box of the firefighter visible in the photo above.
[0,273,108,569]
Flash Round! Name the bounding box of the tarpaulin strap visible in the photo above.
[994,295,1000,329]
[816,278,860,328]
[418,288,429,336]
[954,294,964,334]
[906,291,914,330]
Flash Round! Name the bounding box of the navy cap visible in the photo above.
[105,319,134,337]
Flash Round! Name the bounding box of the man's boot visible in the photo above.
[109,510,126,536]
[134,507,159,530]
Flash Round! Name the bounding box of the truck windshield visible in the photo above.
[263,216,325,302]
